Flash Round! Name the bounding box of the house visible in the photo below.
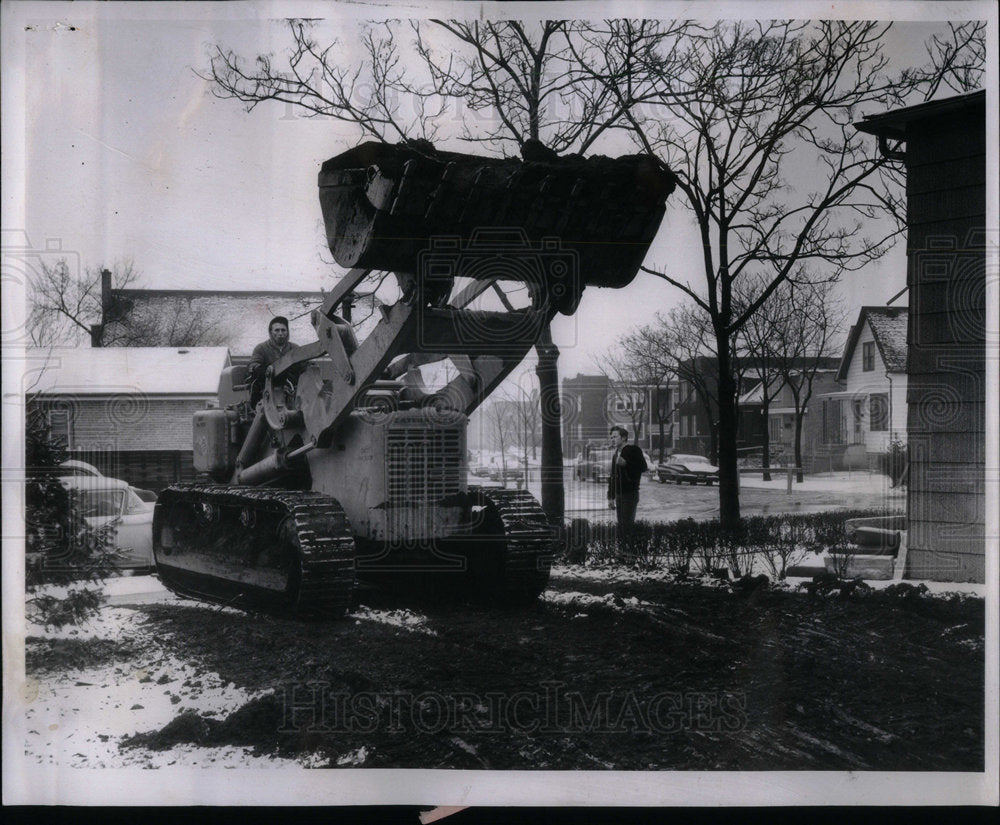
[817,306,908,469]
[855,89,986,582]
[674,356,838,462]
[26,347,231,491]
[739,368,842,471]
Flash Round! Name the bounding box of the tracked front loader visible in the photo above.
[153,141,676,617]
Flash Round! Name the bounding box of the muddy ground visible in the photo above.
[25,567,984,771]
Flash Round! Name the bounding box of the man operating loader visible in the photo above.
[246,316,300,408]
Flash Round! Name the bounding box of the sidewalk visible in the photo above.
[737,469,903,495]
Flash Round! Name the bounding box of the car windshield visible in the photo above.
[124,488,153,515]
[77,489,125,518]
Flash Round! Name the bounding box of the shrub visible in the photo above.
[568,508,902,579]
[878,440,908,487]
[24,406,116,627]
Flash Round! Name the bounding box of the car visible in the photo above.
[59,476,155,568]
[656,454,719,485]
[488,465,524,482]
[574,445,614,483]
[58,459,104,477]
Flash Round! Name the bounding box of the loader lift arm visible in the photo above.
[261,141,676,449]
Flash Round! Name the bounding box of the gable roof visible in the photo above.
[837,306,908,381]
[26,347,231,396]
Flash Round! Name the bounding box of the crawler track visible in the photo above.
[465,486,554,602]
[153,484,355,619]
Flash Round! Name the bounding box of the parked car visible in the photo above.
[574,444,614,483]
[488,465,524,482]
[58,459,104,477]
[59,476,155,568]
[656,454,719,485]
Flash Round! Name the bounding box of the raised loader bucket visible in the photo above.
[318,142,676,290]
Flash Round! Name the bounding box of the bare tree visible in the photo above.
[27,260,139,346]
[920,21,986,99]
[624,303,727,464]
[101,302,229,348]
[734,273,790,481]
[614,328,678,463]
[482,398,517,486]
[496,381,540,471]
[768,278,846,482]
[574,19,984,526]
[28,259,227,348]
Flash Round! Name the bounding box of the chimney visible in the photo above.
[101,269,113,316]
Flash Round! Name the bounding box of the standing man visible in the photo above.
[607,425,648,549]
[247,316,300,408]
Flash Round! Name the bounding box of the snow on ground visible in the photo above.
[543,589,653,615]
[550,563,987,598]
[737,470,901,494]
[23,604,328,768]
[350,605,437,636]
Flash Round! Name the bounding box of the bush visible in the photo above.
[565,508,902,580]
[878,440,907,487]
[24,407,116,627]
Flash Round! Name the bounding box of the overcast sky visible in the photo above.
[5,1,992,382]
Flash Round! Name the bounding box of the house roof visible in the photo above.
[738,369,839,406]
[26,347,231,396]
[854,89,985,140]
[836,306,908,381]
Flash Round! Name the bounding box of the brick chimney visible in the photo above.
[101,268,113,315]
[89,269,113,346]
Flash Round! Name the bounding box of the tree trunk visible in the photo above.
[535,324,564,525]
[715,347,741,530]
[761,396,772,483]
[794,412,804,484]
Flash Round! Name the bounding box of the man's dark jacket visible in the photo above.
[608,444,648,499]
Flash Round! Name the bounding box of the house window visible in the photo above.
[614,393,641,414]
[768,417,783,443]
[862,341,875,372]
[870,393,888,432]
[47,408,72,449]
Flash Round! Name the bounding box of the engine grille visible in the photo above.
[385,426,462,508]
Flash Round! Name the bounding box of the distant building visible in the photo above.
[560,373,675,460]
[856,89,986,582]
[90,270,379,360]
[26,347,231,491]
[816,306,908,470]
